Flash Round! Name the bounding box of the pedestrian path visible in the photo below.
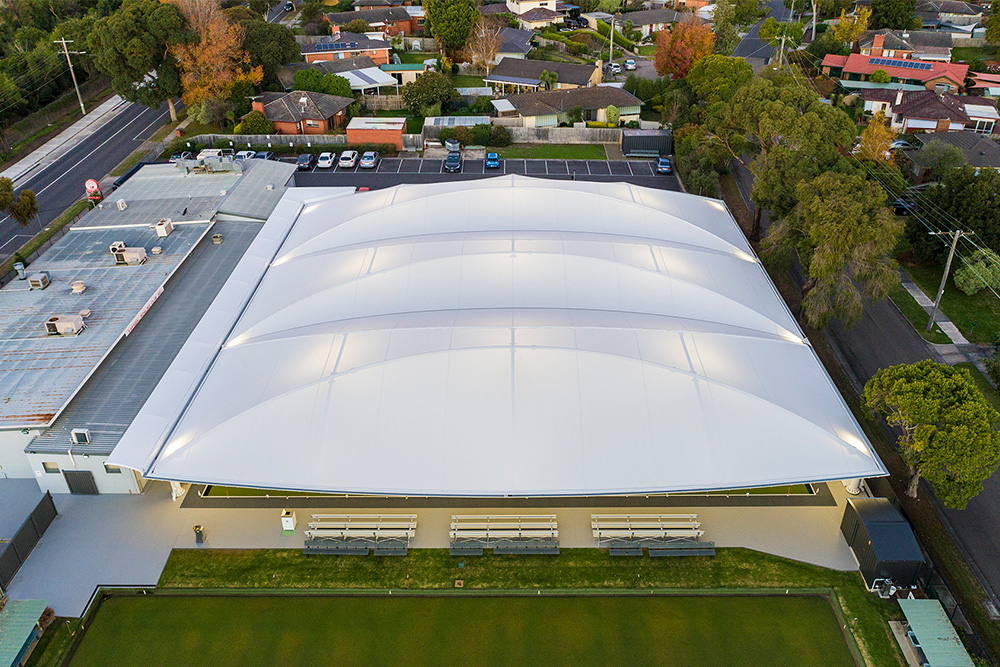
[1,95,127,185]
[900,274,970,345]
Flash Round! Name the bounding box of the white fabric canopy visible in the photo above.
[111,177,886,495]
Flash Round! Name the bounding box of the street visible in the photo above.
[0,101,172,263]
[733,0,792,66]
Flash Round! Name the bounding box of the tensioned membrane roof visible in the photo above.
[111,177,887,496]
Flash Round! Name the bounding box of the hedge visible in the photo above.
[540,30,589,54]
[596,20,635,52]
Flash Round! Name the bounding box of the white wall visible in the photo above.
[26,452,143,494]
[0,429,39,479]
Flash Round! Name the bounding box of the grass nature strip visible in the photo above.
[158,547,904,667]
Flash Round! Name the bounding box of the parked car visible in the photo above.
[317,152,336,168]
[296,153,316,170]
[284,0,294,10]
[444,151,462,172]
[234,150,255,161]
[339,150,359,168]
[253,151,274,160]
[890,140,915,150]
[168,151,192,163]
[891,198,916,215]
[607,62,621,75]
[655,156,672,174]
[485,152,501,169]
[359,151,380,169]
[624,59,637,71]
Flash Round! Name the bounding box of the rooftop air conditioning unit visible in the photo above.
[44,314,85,336]
[116,199,127,211]
[114,247,147,266]
[71,428,91,445]
[155,218,174,238]
[27,272,50,290]
[110,241,126,254]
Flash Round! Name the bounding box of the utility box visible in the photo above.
[280,510,297,531]
[841,498,925,589]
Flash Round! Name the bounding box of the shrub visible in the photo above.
[234,110,274,135]
[605,105,620,126]
[439,127,456,141]
[954,248,1000,296]
[586,121,613,128]
[625,119,640,129]
[472,96,493,113]
[488,123,511,147]
[596,20,635,51]
[470,123,491,146]
[453,125,473,145]
[869,69,891,84]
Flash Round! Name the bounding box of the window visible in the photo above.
[104,463,122,474]
[305,120,320,128]
[42,461,59,474]
[934,83,949,94]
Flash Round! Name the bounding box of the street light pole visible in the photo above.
[926,229,973,332]
[54,38,86,116]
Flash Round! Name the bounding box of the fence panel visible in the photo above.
[361,95,406,111]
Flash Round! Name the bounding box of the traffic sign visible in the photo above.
[84,179,100,193]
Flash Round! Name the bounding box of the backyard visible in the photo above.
[68,593,857,667]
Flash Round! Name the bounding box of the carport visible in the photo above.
[897,599,975,667]
[621,129,673,157]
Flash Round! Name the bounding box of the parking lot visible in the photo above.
[292,157,681,191]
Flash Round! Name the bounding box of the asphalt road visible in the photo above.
[0,101,173,263]
[733,0,793,64]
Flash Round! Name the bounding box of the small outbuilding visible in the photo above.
[346,117,406,149]
[621,128,672,157]
[841,498,925,589]
[0,599,49,667]
[898,598,975,667]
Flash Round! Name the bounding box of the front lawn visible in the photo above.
[903,261,1000,344]
[451,74,486,88]
[499,143,608,159]
[636,44,656,56]
[888,279,952,345]
[156,547,903,667]
[68,593,857,667]
[955,362,1000,415]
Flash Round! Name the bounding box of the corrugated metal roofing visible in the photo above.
[0,599,48,667]
[217,160,296,222]
[898,599,975,667]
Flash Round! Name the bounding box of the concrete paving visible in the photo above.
[6,480,860,616]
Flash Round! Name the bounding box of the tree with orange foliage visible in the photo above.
[654,18,714,79]
[167,0,263,106]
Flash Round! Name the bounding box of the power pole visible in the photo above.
[926,229,974,331]
[54,38,86,116]
[609,16,615,67]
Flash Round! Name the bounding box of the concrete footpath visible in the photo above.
[1,95,128,186]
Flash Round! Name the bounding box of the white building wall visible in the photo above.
[26,452,143,494]
[0,429,39,479]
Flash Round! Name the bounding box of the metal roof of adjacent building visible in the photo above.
[111,177,887,496]
[898,599,975,667]
[0,600,48,667]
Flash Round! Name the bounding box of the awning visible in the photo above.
[898,599,975,667]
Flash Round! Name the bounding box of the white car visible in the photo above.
[234,150,255,160]
[317,152,335,168]
[890,140,915,150]
[624,59,637,71]
[338,150,359,168]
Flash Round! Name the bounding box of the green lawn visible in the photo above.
[951,45,996,62]
[451,74,486,88]
[888,280,952,345]
[955,362,1000,415]
[904,262,1000,344]
[157,548,902,666]
[499,143,608,159]
[69,594,856,667]
[25,619,80,667]
[396,51,436,64]
[636,44,656,56]
[109,148,150,177]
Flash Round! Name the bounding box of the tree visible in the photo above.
[954,248,1000,296]
[711,0,740,55]
[856,111,894,161]
[234,108,273,133]
[89,0,192,121]
[863,360,1000,507]
[686,54,752,104]
[987,2,1000,48]
[910,140,965,180]
[869,0,916,30]
[655,19,715,78]
[298,1,327,33]
[539,70,558,90]
[293,69,353,97]
[869,68,891,83]
[758,18,804,63]
[466,18,504,73]
[424,0,478,52]
[0,177,39,229]
[605,104,620,126]
[917,167,1000,258]
[240,21,301,85]
[248,0,277,18]
[733,0,762,24]
[224,5,259,22]
[764,172,902,327]
[169,1,264,106]
[0,73,25,151]
[831,7,869,45]
[401,70,459,113]
[342,18,371,33]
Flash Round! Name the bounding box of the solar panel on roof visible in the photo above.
[869,57,933,70]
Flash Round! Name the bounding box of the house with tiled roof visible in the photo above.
[916,131,1000,172]
[821,53,967,93]
[495,27,535,63]
[890,90,997,133]
[251,91,355,135]
[325,7,415,35]
[970,72,1000,97]
[491,86,641,126]
[505,0,560,28]
[856,30,953,61]
[914,0,984,33]
[485,58,602,92]
[352,0,410,9]
[621,7,678,37]
[298,32,392,65]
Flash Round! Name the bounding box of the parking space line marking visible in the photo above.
[626,161,634,176]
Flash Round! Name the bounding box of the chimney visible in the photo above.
[873,34,885,52]
[895,88,904,106]
[251,97,264,114]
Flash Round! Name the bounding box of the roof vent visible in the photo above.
[28,272,50,290]
[44,314,85,336]
[266,184,274,191]
[151,246,163,255]
[71,280,86,294]
[219,190,227,196]
[70,428,91,445]
[116,199,128,211]
[79,309,91,318]
[155,218,174,238]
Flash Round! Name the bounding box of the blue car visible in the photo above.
[485,152,501,169]
[656,156,673,174]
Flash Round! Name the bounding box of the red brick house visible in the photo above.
[346,117,406,148]
[301,32,393,65]
[821,53,967,93]
[325,7,415,35]
[251,91,354,135]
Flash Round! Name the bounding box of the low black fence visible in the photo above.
[0,491,57,594]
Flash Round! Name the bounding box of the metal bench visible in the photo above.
[494,540,561,555]
[303,539,370,555]
[450,515,559,556]
[449,547,485,556]
[649,541,716,557]
[609,547,644,557]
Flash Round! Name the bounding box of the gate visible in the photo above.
[64,470,98,495]
[0,492,57,593]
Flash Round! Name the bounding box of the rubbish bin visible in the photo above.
[193,525,205,544]
[280,510,297,531]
